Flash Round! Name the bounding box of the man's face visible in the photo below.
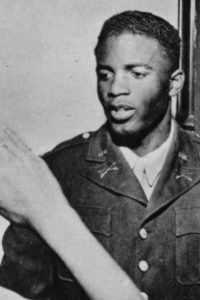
[96,33,172,138]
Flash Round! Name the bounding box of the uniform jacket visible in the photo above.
[0,122,200,300]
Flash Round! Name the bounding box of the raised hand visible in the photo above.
[0,124,143,300]
[0,123,66,225]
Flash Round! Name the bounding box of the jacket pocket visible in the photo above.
[56,205,111,284]
[74,205,112,251]
[175,207,200,284]
[74,205,111,236]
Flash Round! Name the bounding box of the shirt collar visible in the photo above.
[119,120,175,186]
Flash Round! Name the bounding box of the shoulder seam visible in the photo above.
[43,132,92,158]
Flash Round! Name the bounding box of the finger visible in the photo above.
[0,121,32,154]
[0,120,12,137]
[0,131,24,160]
[0,125,16,160]
[0,124,34,160]
[5,126,33,154]
[0,122,9,143]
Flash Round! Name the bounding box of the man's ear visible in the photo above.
[168,69,185,97]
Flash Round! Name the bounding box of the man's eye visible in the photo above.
[98,72,112,81]
[131,71,146,78]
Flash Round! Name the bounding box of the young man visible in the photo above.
[0,10,199,300]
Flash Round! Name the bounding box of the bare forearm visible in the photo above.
[33,200,143,300]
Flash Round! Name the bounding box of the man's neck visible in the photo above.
[132,118,172,157]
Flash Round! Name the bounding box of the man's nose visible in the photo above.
[108,74,130,97]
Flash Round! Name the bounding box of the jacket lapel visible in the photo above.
[80,126,147,205]
[80,124,200,213]
[143,125,200,223]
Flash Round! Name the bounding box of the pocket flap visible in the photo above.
[175,207,200,236]
[74,205,111,237]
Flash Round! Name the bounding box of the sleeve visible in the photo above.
[0,224,55,299]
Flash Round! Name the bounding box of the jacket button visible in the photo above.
[138,260,149,272]
[82,132,90,139]
[139,228,147,239]
[140,292,148,300]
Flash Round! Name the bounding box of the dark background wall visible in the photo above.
[178,0,200,133]
[194,0,200,133]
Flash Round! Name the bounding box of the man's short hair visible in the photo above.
[95,11,181,73]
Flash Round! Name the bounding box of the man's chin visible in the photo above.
[108,122,150,148]
[108,123,139,145]
[110,123,136,137]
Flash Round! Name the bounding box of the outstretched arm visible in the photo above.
[0,124,143,300]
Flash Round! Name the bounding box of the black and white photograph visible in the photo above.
[0,1,199,299]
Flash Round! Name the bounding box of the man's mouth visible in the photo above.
[109,105,135,122]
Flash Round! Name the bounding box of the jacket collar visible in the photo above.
[81,123,200,213]
[142,123,200,223]
[82,124,147,205]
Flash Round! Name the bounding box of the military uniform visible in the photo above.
[0,122,200,300]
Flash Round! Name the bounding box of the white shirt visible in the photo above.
[119,121,175,200]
